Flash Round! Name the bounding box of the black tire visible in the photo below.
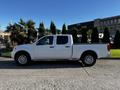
[15,52,31,66]
[81,53,96,67]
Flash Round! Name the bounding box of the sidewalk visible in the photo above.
[0,57,12,61]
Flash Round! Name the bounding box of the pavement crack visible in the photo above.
[83,68,91,76]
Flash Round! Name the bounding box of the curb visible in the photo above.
[99,58,120,60]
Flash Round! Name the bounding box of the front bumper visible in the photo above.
[11,51,15,59]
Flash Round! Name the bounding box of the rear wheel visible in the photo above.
[81,53,96,67]
[15,52,31,66]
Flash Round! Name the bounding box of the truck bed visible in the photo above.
[72,44,110,59]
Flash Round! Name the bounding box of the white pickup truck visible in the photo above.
[11,35,110,66]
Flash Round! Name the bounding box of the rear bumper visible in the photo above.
[108,52,111,57]
[98,52,111,59]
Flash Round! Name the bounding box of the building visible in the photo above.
[0,31,11,43]
[68,21,94,30]
[94,15,120,38]
[68,15,120,38]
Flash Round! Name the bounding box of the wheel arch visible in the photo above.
[14,50,31,59]
[80,50,98,60]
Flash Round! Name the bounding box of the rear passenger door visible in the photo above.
[54,36,72,59]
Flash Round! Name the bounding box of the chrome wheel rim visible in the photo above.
[84,55,94,65]
[18,55,27,65]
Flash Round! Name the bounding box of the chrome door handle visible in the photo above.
[50,46,54,48]
[65,46,70,48]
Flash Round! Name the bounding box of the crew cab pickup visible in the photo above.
[11,35,110,66]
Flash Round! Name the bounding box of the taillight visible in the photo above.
[107,44,110,51]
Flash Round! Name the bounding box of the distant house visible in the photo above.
[0,31,11,43]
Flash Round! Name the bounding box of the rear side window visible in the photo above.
[57,36,68,45]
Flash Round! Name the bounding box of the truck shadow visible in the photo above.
[0,60,83,69]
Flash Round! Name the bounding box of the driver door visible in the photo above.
[35,36,55,60]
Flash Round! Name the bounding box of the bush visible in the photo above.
[81,28,87,43]
[102,27,110,43]
[91,27,99,43]
[113,30,120,49]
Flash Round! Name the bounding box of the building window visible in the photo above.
[102,22,104,25]
[116,19,118,23]
[107,20,109,25]
[108,20,110,25]
[118,19,120,23]
[110,27,113,30]
[114,19,117,24]
[104,21,106,25]
[111,20,113,24]
[100,22,101,25]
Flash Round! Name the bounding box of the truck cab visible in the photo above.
[34,35,73,60]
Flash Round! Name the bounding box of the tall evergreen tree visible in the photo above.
[91,27,99,43]
[71,27,78,43]
[102,27,110,43]
[57,29,61,34]
[50,21,56,34]
[113,30,120,48]
[81,28,87,43]
[62,24,67,34]
[38,22,45,38]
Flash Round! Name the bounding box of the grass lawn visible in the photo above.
[110,49,120,58]
[1,52,11,58]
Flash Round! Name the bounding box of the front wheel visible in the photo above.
[81,53,96,67]
[15,52,31,66]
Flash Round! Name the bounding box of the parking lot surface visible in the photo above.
[0,57,120,90]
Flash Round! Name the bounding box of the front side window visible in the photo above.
[36,36,53,45]
[57,36,68,45]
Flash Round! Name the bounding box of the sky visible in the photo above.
[0,0,120,30]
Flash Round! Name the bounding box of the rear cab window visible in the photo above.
[57,36,68,45]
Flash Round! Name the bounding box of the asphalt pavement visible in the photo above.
[0,57,120,90]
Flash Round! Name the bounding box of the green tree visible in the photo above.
[62,24,67,34]
[6,19,37,45]
[57,29,61,34]
[50,21,56,34]
[81,28,87,43]
[38,22,46,39]
[71,27,78,43]
[102,27,110,43]
[5,23,13,32]
[87,29,92,42]
[26,20,37,43]
[19,19,26,27]
[18,19,27,33]
[45,28,51,35]
[6,23,26,45]
[113,30,120,48]
[91,27,99,43]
